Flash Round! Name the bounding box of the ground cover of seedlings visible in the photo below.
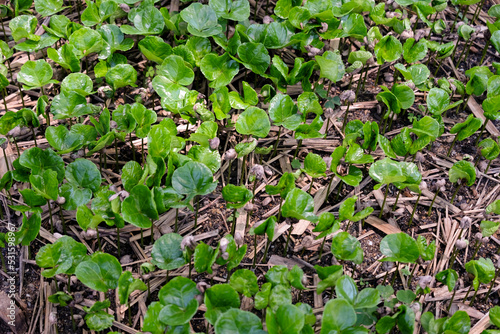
[1,0,500,333]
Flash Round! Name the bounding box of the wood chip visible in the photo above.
[364,216,402,235]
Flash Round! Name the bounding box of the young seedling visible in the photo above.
[118,271,147,326]
[448,160,476,204]
[436,268,459,311]
[380,233,420,285]
[369,158,407,218]
[464,257,495,306]
[216,235,247,281]
[222,184,253,235]
[300,152,327,194]
[338,196,374,230]
[313,212,340,259]
[249,216,276,266]
[476,138,500,173]
[447,114,483,156]
[281,188,318,256]
[427,179,446,216]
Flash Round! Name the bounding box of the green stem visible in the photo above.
[341,102,351,132]
[483,269,499,302]
[2,147,10,172]
[253,234,257,268]
[447,135,458,157]
[174,209,179,233]
[308,177,314,195]
[379,185,389,219]
[114,137,119,172]
[129,133,136,161]
[151,219,154,244]
[463,283,474,303]
[484,160,492,174]
[427,189,440,216]
[480,40,490,64]
[194,195,200,228]
[392,188,402,211]
[116,227,120,258]
[408,192,421,227]
[374,65,382,85]
[271,126,282,159]
[319,235,327,259]
[240,155,247,186]
[475,119,489,145]
[96,226,101,251]
[283,225,293,257]
[450,183,461,204]
[231,209,237,235]
[447,289,457,312]
[140,228,144,248]
[293,140,303,160]
[391,262,399,286]
[408,263,418,288]
[469,286,480,306]
[47,200,54,234]
[227,159,233,185]
[262,238,270,263]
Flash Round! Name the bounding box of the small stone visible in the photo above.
[261,197,272,206]
[120,255,133,265]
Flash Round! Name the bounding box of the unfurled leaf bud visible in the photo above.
[400,30,414,40]
[455,238,468,249]
[196,282,210,294]
[244,202,255,212]
[181,235,196,251]
[119,190,129,200]
[82,229,97,240]
[49,312,57,325]
[301,235,314,250]
[56,196,66,205]
[220,237,230,253]
[110,120,118,129]
[0,138,7,149]
[119,3,130,12]
[97,86,113,99]
[460,216,472,229]
[384,72,394,82]
[208,137,220,150]
[319,22,328,33]
[108,193,120,202]
[415,152,425,163]
[410,302,421,314]
[419,181,428,191]
[414,29,426,41]
[234,232,244,247]
[418,275,433,289]
[340,90,355,104]
[223,149,237,161]
[221,251,229,260]
[304,45,322,57]
[263,16,273,24]
[249,164,265,181]
[382,261,395,271]
[264,166,273,177]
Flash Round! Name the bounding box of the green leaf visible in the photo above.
[18,60,57,90]
[403,38,428,64]
[436,269,458,292]
[331,231,364,264]
[321,299,356,333]
[237,42,270,75]
[151,233,186,270]
[222,184,253,209]
[380,233,420,263]
[230,269,259,297]
[118,271,147,305]
[122,185,158,228]
[486,200,500,215]
[120,0,164,35]
[200,53,239,88]
[187,146,221,174]
[36,236,88,277]
[335,275,358,305]
[14,212,41,246]
[9,15,39,42]
[282,188,318,222]
[265,172,295,199]
[210,0,250,21]
[249,216,276,240]
[138,36,172,64]
[65,158,101,192]
[19,147,65,182]
[267,304,305,334]
[215,309,265,334]
[374,35,403,64]
[205,284,240,325]
[158,277,199,326]
[480,220,500,238]
[416,235,436,261]
[369,158,406,187]
[69,27,104,58]
[490,306,500,328]
[85,311,114,331]
[156,55,194,86]
[302,152,327,178]
[143,302,167,334]
[180,3,222,37]
[314,265,344,294]
[442,310,471,334]
[449,160,476,186]
[268,93,301,130]
[75,252,122,292]
[450,114,483,141]
[194,242,219,274]
[478,138,500,160]
[30,169,59,201]
[172,161,217,199]
[235,106,271,138]
[268,284,292,312]
[106,64,137,91]
[315,51,344,83]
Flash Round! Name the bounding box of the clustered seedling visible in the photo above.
[0,0,499,332]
